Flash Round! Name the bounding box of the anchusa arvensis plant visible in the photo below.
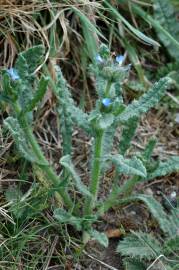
[1,44,179,247]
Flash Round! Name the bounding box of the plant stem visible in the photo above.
[15,104,73,209]
[105,79,112,97]
[84,130,104,215]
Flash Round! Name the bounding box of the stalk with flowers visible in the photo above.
[1,44,179,247]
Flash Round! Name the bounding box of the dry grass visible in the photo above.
[0,0,101,72]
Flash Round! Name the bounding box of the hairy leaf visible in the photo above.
[119,77,171,122]
[164,236,179,255]
[23,76,49,113]
[147,156,179,180]
[54,208,96,231]
[117,231,161,259]
[123,259,147,270]
[60,155,91,197]
[90,230,109,248]
[142,138,157,161]
[1,73,18,101]
[119,117,139,155]
[15,45,45,77]
[54,66,91,152]
[101,121,117,171]
[70,105,91,134]
[54,67,73,155]
[108,154,146,177]
[132,194,178,236]
[98,114,114,129]
[54,208,83,231]
[4,117,47,165]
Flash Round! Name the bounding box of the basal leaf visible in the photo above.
[164,236,179,254]
[131,194,177,236]
[117,231,161,260]
[123,259,147,270]
[54,208,82,231]
[90,230,109,248]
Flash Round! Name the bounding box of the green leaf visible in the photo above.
[119,117,139,155]
[0,93,12,104]
[101,121,118,172]
[70,105,91,134]
[98,114,114,130]
[153,0,179,60]
[1,72,18,101]
[108,154,146,177]
[54,66,73,156]
[119,77,171,122]
[53,66,91,155]
[164,236,179,254]
[123,259,147,270]
[131,194,177,236]
[15,45,45,77]
[90,230,109,248]
[142,138,157,161]
[117,231,161,260]
[23,76,49,113]
[54,208,82,231]
[147,156,179,180]
[4,117,47,165]
[60,155,91,197]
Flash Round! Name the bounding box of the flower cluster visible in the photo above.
[94,44,131,84]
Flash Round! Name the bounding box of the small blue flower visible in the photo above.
[7,68,20,81]
[116,55,125,65]
[102,98,112,107]
[95,54,104,64]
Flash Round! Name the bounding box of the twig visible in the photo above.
[166,92,179,105]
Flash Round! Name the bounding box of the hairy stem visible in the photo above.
[105,79,112,97]
[84,130,104,215]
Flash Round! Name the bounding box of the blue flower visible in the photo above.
[116,55,125,65]
[95,54,104,64]
[7,68,20,81]
[102,98,112,107]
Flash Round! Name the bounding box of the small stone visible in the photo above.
[170,191,176,199]
[145,188,153,196]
